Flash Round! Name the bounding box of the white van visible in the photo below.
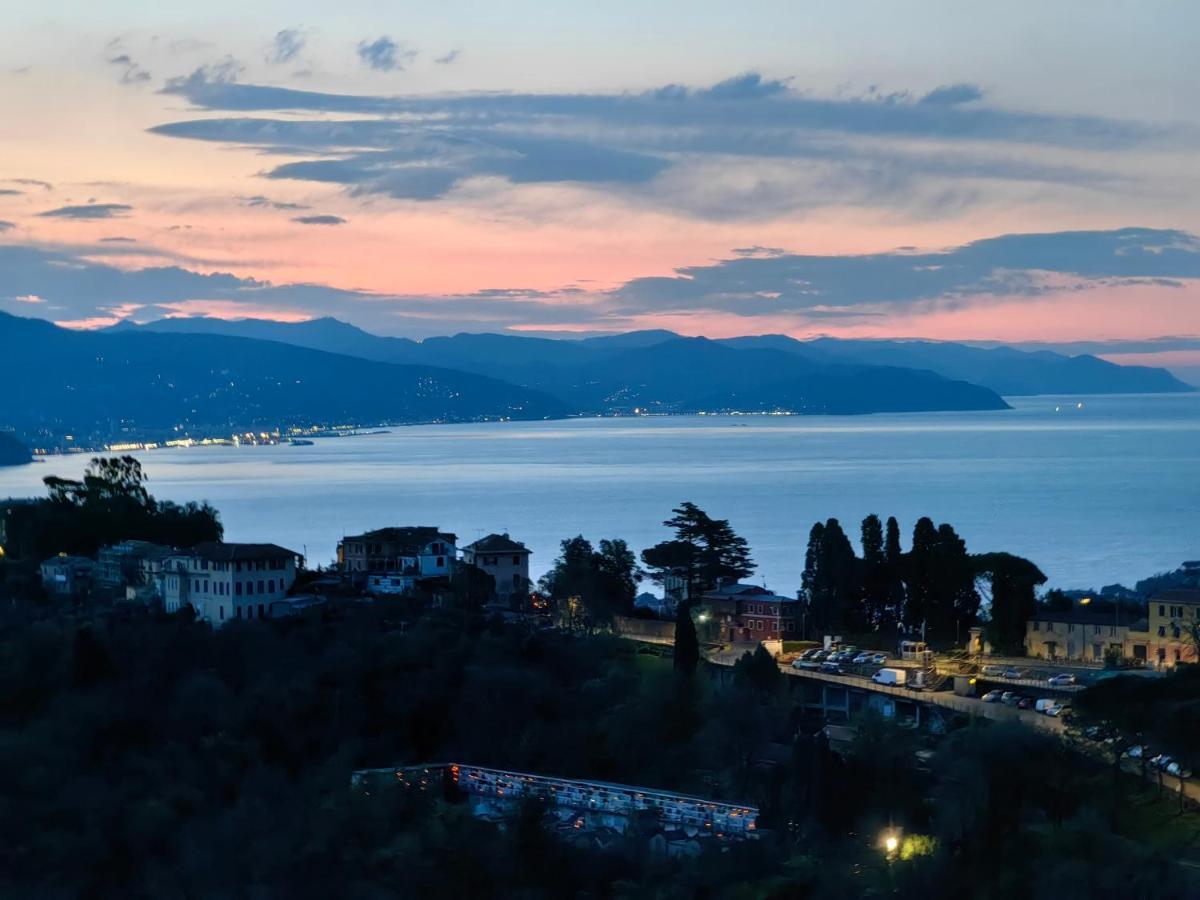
[1034,699,1056,713]
[872,668,907,686]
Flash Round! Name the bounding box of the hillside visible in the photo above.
[121,318,1009,414]
[125,317,1192,398]
[0,313,568,443]
[0,432,31,467]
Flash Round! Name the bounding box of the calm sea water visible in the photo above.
[3,394,1198,592]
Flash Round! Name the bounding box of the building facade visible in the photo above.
[39,555,94,599]
[159,542,300,626]
[1025,609,1139,663]
[338,527,457,589]
[1141,589,1200,668]
[461,533,531,604]
[700,583,800,641]
[95,540,173,594]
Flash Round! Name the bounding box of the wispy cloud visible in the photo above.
[0,221,15,233]
[149,70,1167,214]
[11,178,52,191]
[37,203,132,220]
[291,214,346,225]
[107,53,151,85]
[356,36,415,72]
[434,49,460,65]
[266,28,306,65]
[242,194,309,210]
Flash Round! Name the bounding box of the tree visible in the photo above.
[973,553,1046,656]
[673,602,699,675]
[904,518,938,635]
[859,515,889,631]
[641,540,699,601]
[884,516,906,630]
[732,645,781,694]
[597,539,639,615]
[930,523,980,644]
[642,503,754,601]
[540,535,638,628]
[802,519,859,636]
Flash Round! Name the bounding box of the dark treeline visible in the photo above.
[2,456,222,565]
[800,514,1046,652]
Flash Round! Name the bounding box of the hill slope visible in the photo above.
[126,317,1191,398]
[0,313,568,442]
[121,317,1009,414]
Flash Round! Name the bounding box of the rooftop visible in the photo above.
[1149,588,1200,605]
[190,541,299,562]
[1029,608,1143,627]
[704,582,796,603]
[464,533,530,554]
[343,526,457,548]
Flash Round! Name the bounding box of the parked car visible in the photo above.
[1166,761,1193,779]
[1034,699,1056,713]
[1045,704,1064,717]
[1003,668,1023,679]
[1000,692,1022,705]
[820,661,845,675]
[852,652,874,665]
[812,650,829,661]
[1017,697,1035,710]
[1150,754,1173,771]
[870,653,888,665]
[1126,745,1147,759]
[981,690,1004,703]
[1047,673,1078,686]
[980,665,1005,677]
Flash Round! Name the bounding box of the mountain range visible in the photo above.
[118,315,1192,398]
[2,311,1191,450]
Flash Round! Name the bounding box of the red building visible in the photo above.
[700,583,800,641]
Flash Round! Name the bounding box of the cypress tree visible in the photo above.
[673,602,699,675]
[860,514,887,630]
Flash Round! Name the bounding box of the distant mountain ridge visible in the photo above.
[0,312,568,443]
[117,317,1009,415]
[125,316,1194,397]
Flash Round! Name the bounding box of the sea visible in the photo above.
[3,393,1198,593]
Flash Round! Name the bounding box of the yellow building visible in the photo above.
[1135,589,1200,669]
[1025,609,1139,663]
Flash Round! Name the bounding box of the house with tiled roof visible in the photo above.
[462,533,531,605]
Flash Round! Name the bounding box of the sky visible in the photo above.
[1,1,1199,375]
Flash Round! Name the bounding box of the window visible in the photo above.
[1159,604,1166,617]
[1068,624,1075,633]
[246,605,253,620]
[268,579,275,593]
[219,606,224,620]
[436,556,445,567]
[236,606,242,619]
[258,604,265,619]
[513,555,521,565]
[235,582,242,596]
[257,580,264,594]
[1093,625,1100,634]
[1032,621,1040,632]
[246,581,254,596]
[1158,626,1166,637]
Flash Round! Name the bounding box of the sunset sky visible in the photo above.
[2,1,1199,374]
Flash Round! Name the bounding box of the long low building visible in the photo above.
[353,763,759,839]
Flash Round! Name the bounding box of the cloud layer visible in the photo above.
[149,71,1165,213]
[4,228,1198,336]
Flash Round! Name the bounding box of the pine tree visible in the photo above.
[905,517,938,635]
[884,516,906,631]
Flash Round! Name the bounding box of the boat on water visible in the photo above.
[289,439,315,446]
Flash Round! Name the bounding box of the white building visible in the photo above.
[461,533,532,604]
[159,542,300,626]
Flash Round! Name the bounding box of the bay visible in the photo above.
[3,393,1197,592]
